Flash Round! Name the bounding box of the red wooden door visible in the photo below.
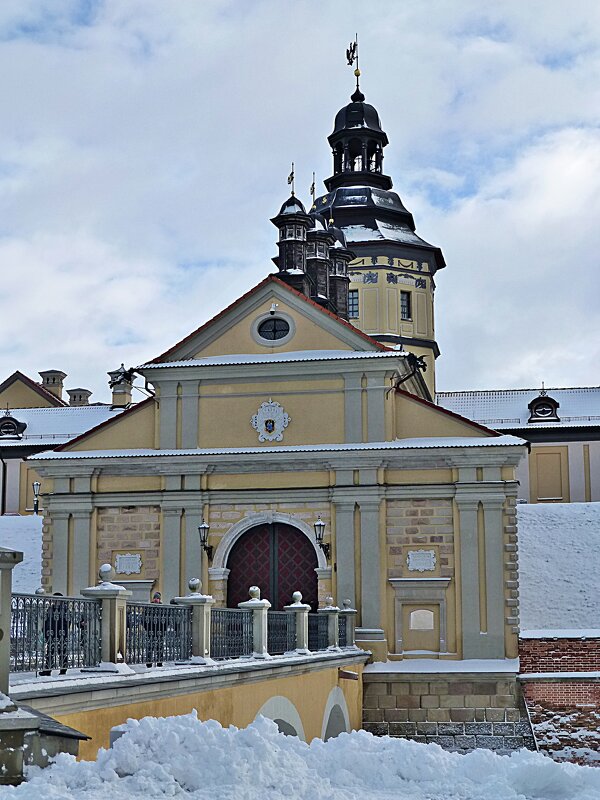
[226,523,318,610]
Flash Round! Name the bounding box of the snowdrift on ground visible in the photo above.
[0,515,42,593]
[7,713,600,800]
[517,502,600,630]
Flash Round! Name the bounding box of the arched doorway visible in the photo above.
[226,522,318,610]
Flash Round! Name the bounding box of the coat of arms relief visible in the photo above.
[251,399,290,442]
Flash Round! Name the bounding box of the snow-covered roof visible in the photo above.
[139,349,404,370]
[436,387,600,430]
[30,435,525,461]
[518,502,600,630]
[342,222,431,247]
[0,405,124,448]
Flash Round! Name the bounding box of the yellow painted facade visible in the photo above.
[50,662,364,759]
[0,377,58,410]
[31,275,525,665]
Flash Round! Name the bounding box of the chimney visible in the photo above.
[66,388,92,407]
[108,364,133,407]
[38,370,67,401]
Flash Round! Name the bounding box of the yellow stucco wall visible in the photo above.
[529,445,570,502]
[191,297,360,358]
[198,378,345,448]
[67,400,157,451]
[54,663,364,760]
[395,392,490,439]
[0,380,57,409]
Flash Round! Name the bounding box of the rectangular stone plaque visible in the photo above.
[406,549,437,573]
[115,552,142,576]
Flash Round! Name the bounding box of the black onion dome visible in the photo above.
[332,93,385,137]
[278,195,307,215]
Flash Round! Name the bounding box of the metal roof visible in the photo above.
[139,349,407,370]
[0,405,124,448]
[30,435,525,461]
[436,387,600,429]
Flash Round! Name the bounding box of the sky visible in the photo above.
[0,0,599,401]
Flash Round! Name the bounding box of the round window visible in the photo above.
[257,317,290,341]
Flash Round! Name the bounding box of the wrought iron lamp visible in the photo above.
[313,515,330,559]
[198,519,213,560]
[32,481,42,516]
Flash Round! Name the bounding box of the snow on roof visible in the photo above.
[139,349,405,370]
[436,387,600,429]
[365,658,520,674]
[0,405,124,448]
[0,515,42,593]
[30,435,525,461]
[521,629,600,639]
[342,222,432,247]
[518,502,600,631]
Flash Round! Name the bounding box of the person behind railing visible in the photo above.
[144,591,164,668]
[39,593,70,677]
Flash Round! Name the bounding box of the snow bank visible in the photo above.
[0,515,42,593]
[517,502,600,631]
[9,713,600,799]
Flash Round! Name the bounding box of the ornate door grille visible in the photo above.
[227,523,318,610]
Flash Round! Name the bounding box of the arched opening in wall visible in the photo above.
[324,704,347,741]
[273,718,298,737]
[226,522,318,610]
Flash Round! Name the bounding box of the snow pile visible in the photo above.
[10,713,600,799]
[0,515,42,593]
[517,502,600,630]
[530,707,600,766]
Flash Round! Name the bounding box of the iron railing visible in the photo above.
[125,603,192,664]
[10,593,102,673]
[267,611,296,655]
[308,613,329,651]
[211,608,253,659]
[338,615,348,647]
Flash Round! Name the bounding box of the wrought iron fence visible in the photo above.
[211,608,253,659]
[267,611,296,655]
[338,614,348,647]
[308,613,329,651]
[125,603,192,665]
[10,593,102,673]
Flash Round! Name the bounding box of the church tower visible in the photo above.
[311,80,445,397]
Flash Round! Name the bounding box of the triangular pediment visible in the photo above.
[155,276,386,362]
[0,371,65,409]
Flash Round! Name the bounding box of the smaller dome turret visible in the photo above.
[326,87,391,192]
[278,195,307,216]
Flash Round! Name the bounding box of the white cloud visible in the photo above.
[0,0,599,399]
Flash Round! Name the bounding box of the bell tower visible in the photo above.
[310,74,446,397]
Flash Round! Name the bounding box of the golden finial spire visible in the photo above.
[287,162,295,196]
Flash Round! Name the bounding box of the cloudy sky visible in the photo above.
[1,0,599,401]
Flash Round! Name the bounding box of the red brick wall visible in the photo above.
[523,681,600,707]
[520,637,600,673]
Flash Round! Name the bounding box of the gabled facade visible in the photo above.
[0,371,122,515]
[31,271,526,668]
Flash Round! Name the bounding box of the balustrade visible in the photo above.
[10,593,101,673]
[6,584,356,677]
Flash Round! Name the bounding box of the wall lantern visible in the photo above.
[313,515,330,559]
[32,481,42,516]
[198,520,213,560]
